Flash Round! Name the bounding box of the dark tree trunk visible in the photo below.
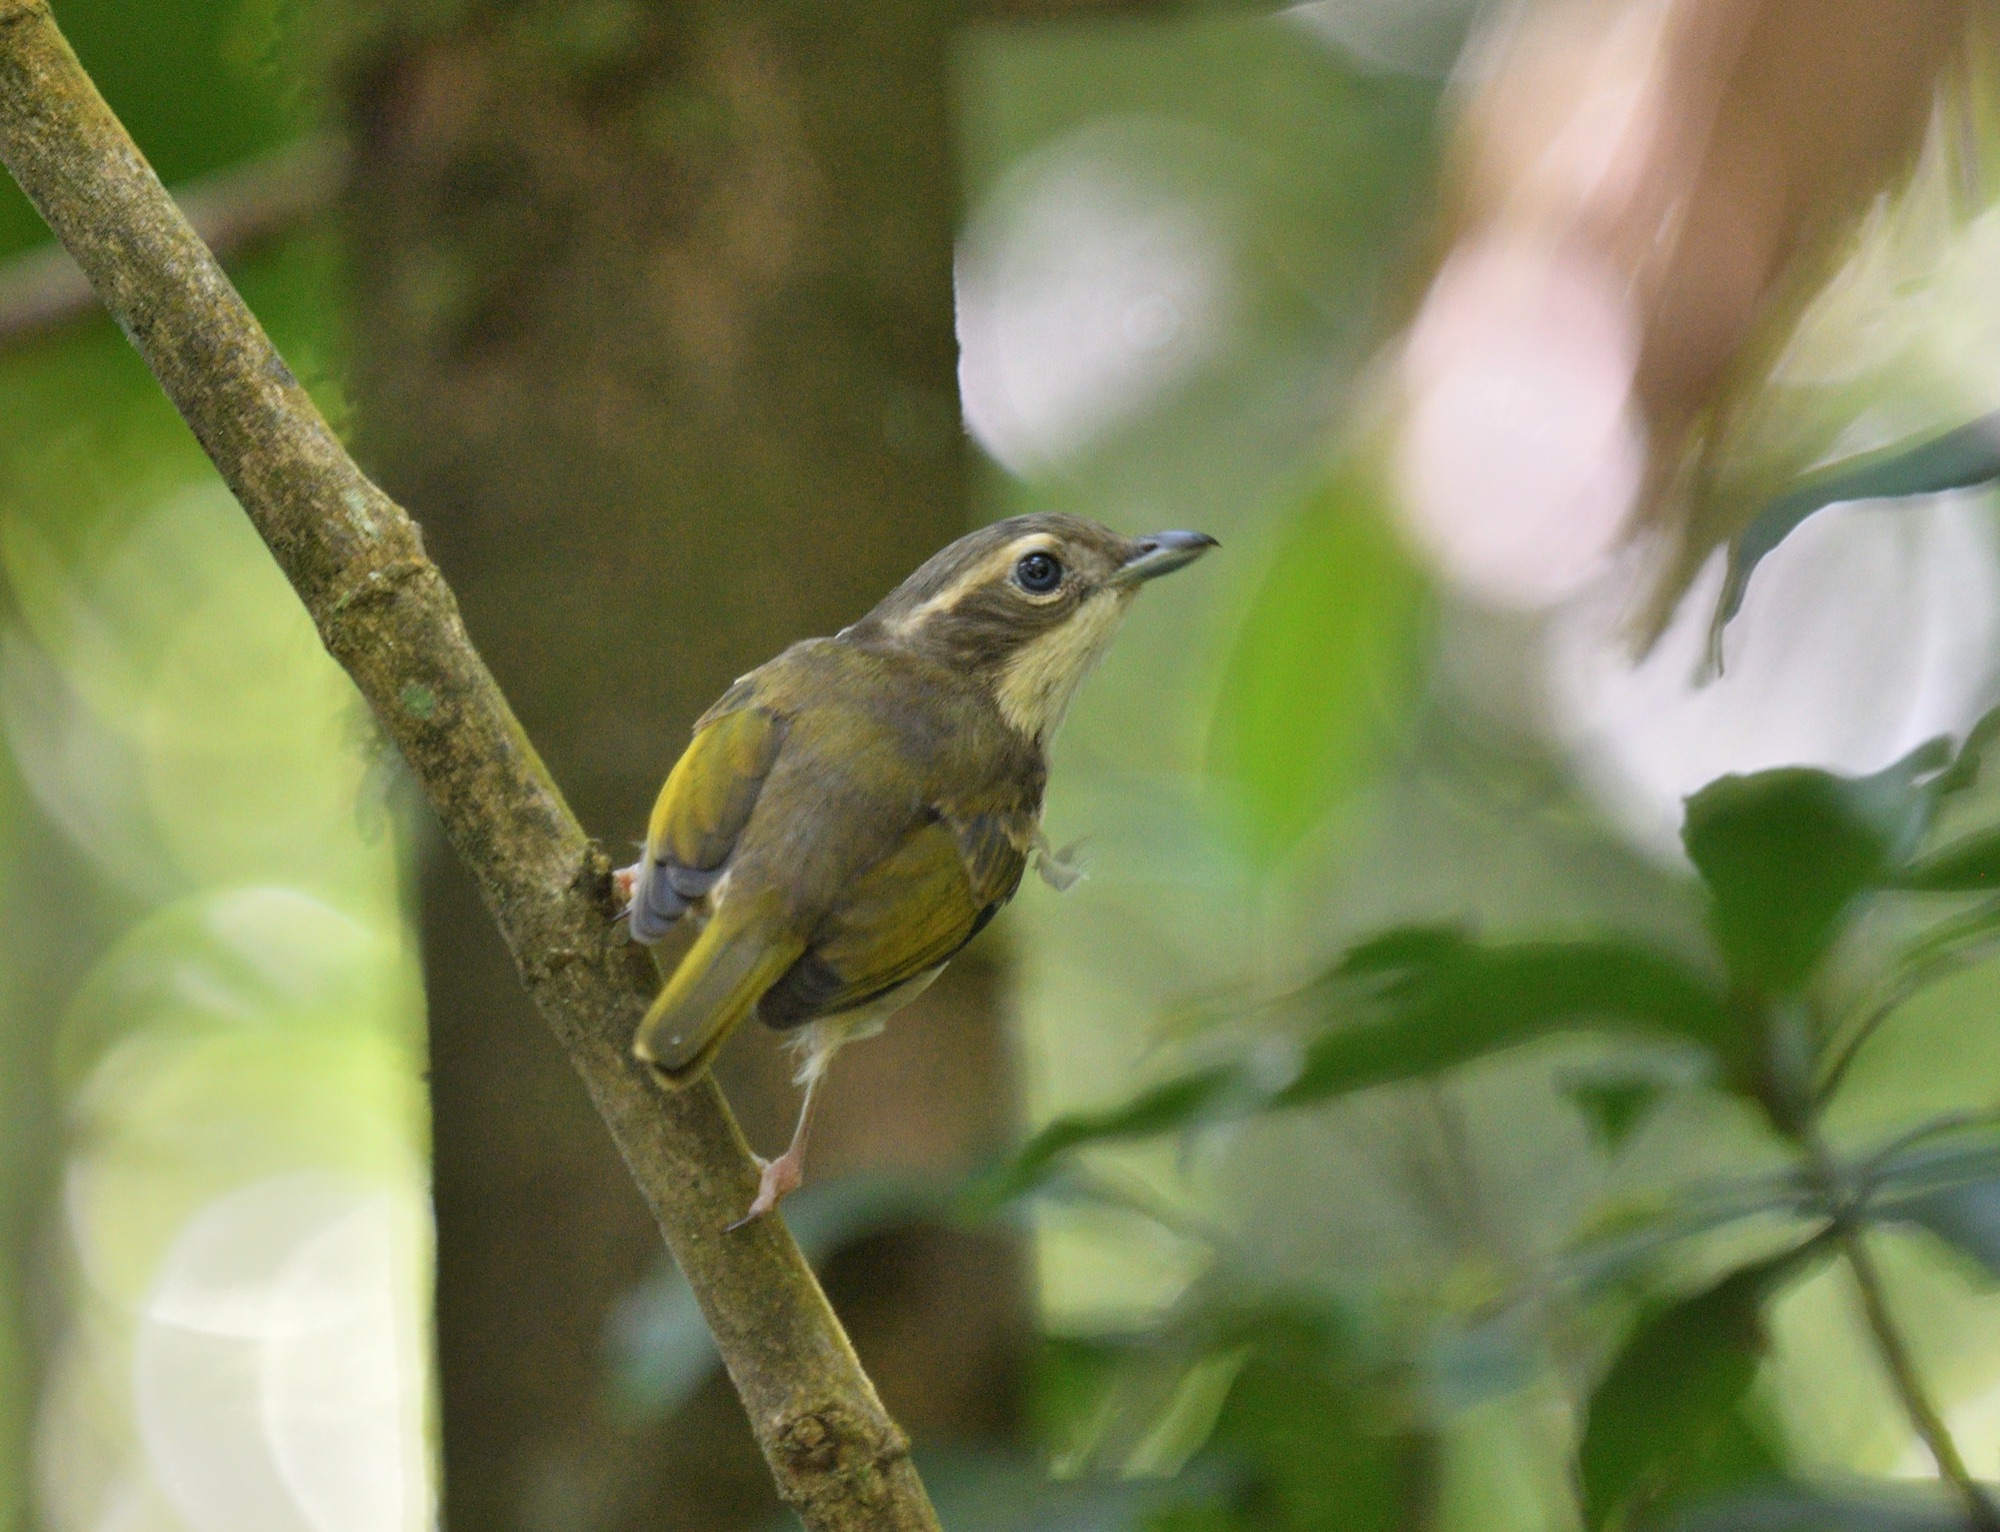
[333,4,1025,1526]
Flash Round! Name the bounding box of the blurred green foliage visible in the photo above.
[1008,716,2000,1532]
[0,2,427,1527]
[0,0,304,258]
[956,14,1449,1353]
[5,5,2000,1532]
[1717,418,2000,646]
[0,231,432,1529]
[1208,463,1429,867]
[1575,1246,1802,1532]
[955,11,2000,1532]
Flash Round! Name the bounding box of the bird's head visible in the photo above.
[853,513,1217,744]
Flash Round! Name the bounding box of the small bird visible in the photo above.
[616,514,1216,1225]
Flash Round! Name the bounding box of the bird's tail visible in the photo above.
[635,903,804,1084]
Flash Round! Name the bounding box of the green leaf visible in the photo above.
[1926,703,2000,799]
[1663,1403,1787,1524]
[1207,463,1429,867]
[1040,1287,1416,1532]
[1683,743,1951,992]
[1884,1177,2000,1286]
[1714,414,2000,641]
[1273,928,1737,1107]
[1580,1241,1828,1532]
[996,928,1730,1197]
[1205,1313,1418,1532]
[1855,898,2000,1042]
[1034,1334,1134,1470]
[1563,1075,1669,1153]
[1895,829,2000,891]
[1789,1127,2000,1293]
[1557,1174,1823,1304]
[1862,1131,2000,1286]
[989,1068,1238,1202]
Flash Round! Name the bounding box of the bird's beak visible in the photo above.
[1113,530,1219,586]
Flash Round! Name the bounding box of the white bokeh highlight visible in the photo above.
[134,1175,431,1532]
[1547,490,2000,857]
[1396,236,1647,610]
[957,126,1235,476]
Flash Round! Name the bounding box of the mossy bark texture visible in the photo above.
[0,5,939,1528]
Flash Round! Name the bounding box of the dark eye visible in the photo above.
[1015,551,1062,594]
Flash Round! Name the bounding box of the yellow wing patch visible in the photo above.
[627,706,786,943]
[952,811,1030,911]
[819,822,982,981]
[758,817,1009,1027]
[647,706,785,870]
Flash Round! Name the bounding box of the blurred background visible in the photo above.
[5,0,2000,1529]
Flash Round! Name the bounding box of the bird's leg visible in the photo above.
[729,1072,823,1230]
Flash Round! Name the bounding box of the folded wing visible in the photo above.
[758,810,1028,1028]
[625,704,786,943]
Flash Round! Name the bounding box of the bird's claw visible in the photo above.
[1033,832,1087,893]
[726,1151,804,1232]
[609,863,638,926]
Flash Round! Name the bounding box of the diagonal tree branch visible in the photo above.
[0,4,939,1529]
[0,133,341,344]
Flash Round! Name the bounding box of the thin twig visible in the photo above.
[1820,896,2000,1104]
[1856,1111,2000,1193]
[1839,1223,2000,1531]
[0,6,936,1528]
[1051,1160,1237,1251]
[1804,1128,1998,1532]
[1818,992,1908,1106]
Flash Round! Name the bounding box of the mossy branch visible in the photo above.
[0,5,938,1528]
[0,134,339,343]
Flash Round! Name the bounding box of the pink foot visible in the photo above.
[611,863,638,909]
[727,1150,805,1231]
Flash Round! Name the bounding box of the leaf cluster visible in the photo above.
[994,715,2000,1530]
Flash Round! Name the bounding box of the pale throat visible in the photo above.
[993,589,1134,743]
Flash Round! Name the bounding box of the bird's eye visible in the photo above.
[1015,551,1062,594]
